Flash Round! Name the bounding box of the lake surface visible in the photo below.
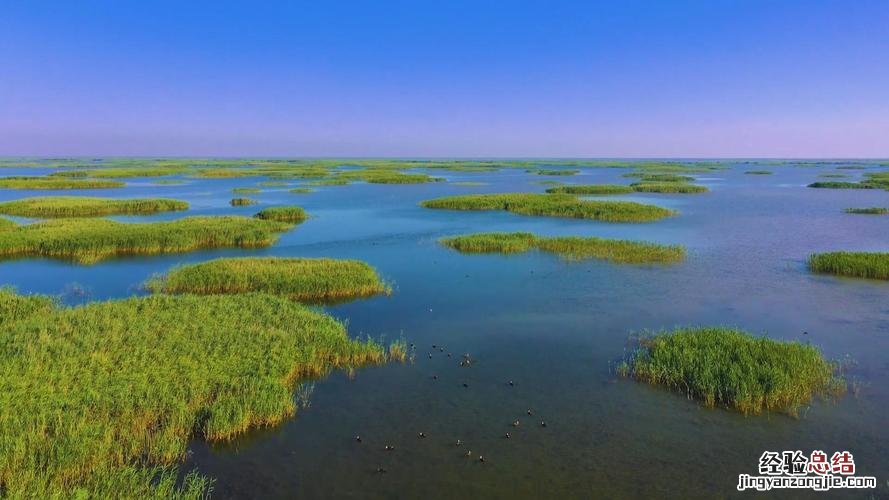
[2,162,888,498]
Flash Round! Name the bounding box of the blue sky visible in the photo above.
[1,1,887,157]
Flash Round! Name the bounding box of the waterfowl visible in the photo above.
[418,432,426,438]
[465,450,472,457]
[462,383,469,388]
[355,435,362,443]
[540,421,547,427]
[504,432,511,439]
[432,375,438,380]
[377,466,387,474]
[527,409,533,416]
[384,444,395,451]
[508,380,514,386]
[428,353,432,359]
[512,420,520,427]
[479,455,485,463]
[456,439,462,446]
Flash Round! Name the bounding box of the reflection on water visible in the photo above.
[1,163,888,498]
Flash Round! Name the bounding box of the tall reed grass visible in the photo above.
[0,196,188,218]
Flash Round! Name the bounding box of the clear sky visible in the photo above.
[1,1,887,157]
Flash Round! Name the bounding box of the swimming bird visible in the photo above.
[432,374,438,380]
[462,383,469,388]
[355,435,362,443]
[508,380,514,386]
[465,450,472,457]
[377,466,387,474]
[418,432,426,439]
[479,455,485,463]
[512,420,520,427]
[384,444,395,451]
[540,421,547,428]
[527,409,533,416]
[456,439,462,446]
[505,432,511,439]
[428,353,432,359]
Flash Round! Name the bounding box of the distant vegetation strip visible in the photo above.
[0,289,405,498]
[844,207,888,215]
[0,196,188,218]
[809,251,889,280]
[0,176,124,190]
[148,257,391,303]
[440,232,685,264]
[0,216,294,264]
[421,193,675,222]
[617,327,844,416]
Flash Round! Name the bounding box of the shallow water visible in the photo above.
[2,162,888,498]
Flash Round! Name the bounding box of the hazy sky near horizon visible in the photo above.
[1,1,888,157]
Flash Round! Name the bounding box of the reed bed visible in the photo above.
[230,197,257,206]
[0,289,402,497]
[254,206,308,223]
[844,207,888,215]
[545,184,634,195]
[289,187,313,194]
[808,251,889,280]
[420,193,675,222]
[0,196,188,218]
[629,182,709,193]
[0,216,293,264]
[531,169,580,176]
[258,181,289,187]
[0,176,124,190]
[744,170,773,175]
[51,166,193,178]
[232,187,261,194]
[617,327,844,416]
[148,257,391,302]
[807,181,874,189]
[440,232,685,264]
[622,173,695,182]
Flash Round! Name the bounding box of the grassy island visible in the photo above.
[148,257,391,303]
[0,196,188,218]
[254,206,308,223]
[230,197,257,206]
[0,289,403,498]
[0,176,124,190]
[546,184,634,195]
[0,216,293,264]
[440,232,685,264]
[844,207,888,215]
[617,327,844,416]
[421,193,674,222]
[809,251,889,280]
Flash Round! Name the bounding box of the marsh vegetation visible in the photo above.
[617,327,844,416]
[809,252,889,280]
[0,216,293,263]
[0,176,124,190]
[0,196,188,218]
[421,193,674,222]
[440,232,685,264]
[0,289,402,497]
[254,206,308,223]
[148,257,391,302]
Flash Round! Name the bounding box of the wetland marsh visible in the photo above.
[1,158,888,498]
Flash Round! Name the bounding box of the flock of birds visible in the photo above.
[354,343,547,474]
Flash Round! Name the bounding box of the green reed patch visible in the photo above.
[546,184,634,195]
[451,181,488,187]
[230,197,257,206]
[258,181,289,187]
[629,182,709,193]
[233,187,262,194]
[0,217,15,231]
[744,170,773,175]
[808,252,889,280]
[421,193,674,222]
[289,187,313,194]
[254,206,308,223]
[51,166,193,178]
[807,181,874,189]
[0,216,293,264]
[621,173,695,183]
[440,232,685,264]
[0,289,402,497]
[148,257,391,303]
[818,173,849,178]
[0,196,188,218]
[616,327,844,416]
[844,207,888,215]
[0,176,124,190]
[530,169,580,176]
